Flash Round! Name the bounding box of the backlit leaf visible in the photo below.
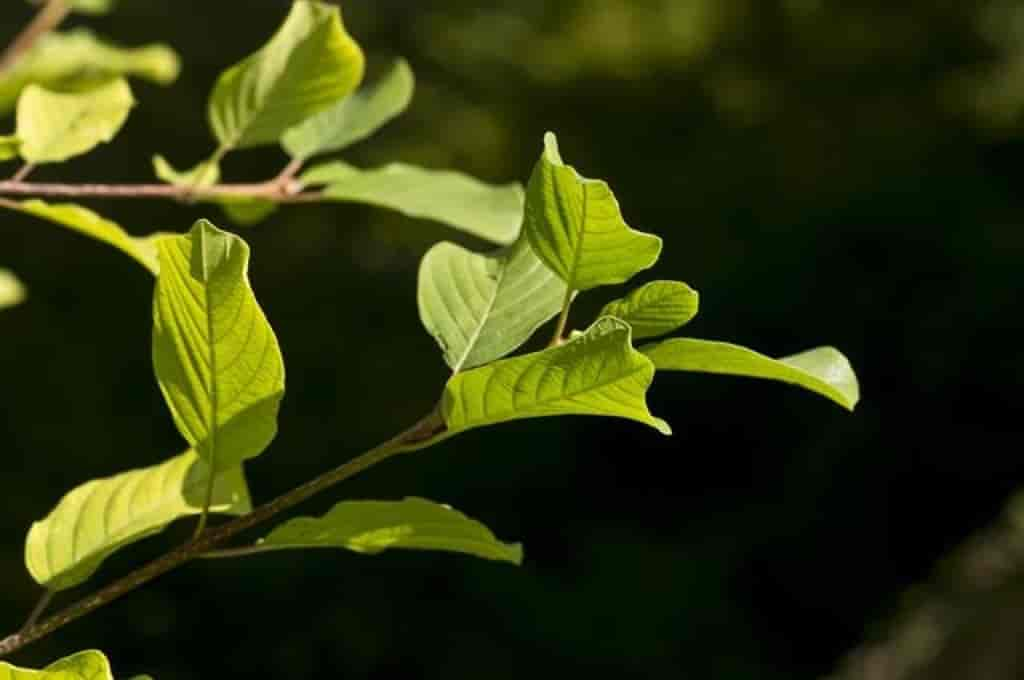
[642,339,860,410]
[152,154,221,188]
[208,0,365,149]
[218,197,279,227]
[25,450,251,591]
[0,135,19,161]
[152,220,285,471]
[524,132,661,290]
[0,269,26,310]
[0,650,113,680]
[443,317,670,434]
[599,280,699,339]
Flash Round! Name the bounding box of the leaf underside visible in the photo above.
[599,280,699,340]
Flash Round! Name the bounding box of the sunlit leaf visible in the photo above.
[418,237,565,372]
[208,0,365,150]
[152,220,285,472]
[302,161,524,245]
[0,29,179,115]
[0,199,160,274]
[443,317,670,434]
[152,154,221,188]
[282,58,414,160]
[642,339,859,410]
[524,132,661,290]
[255,497,522,564]
[599,280,699,339]
[26,0,118,14]
[0,269,26,310]
[0,650,113,680]
[218,197,279,227]
[16,78,134,163]
[0,135,19,161]
[25,450,251,591]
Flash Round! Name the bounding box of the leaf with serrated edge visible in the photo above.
[642,339,859,411]
[256,497,522,564]
[443,317,670,435]
[524,132,661,291]
[208,1,364,149]
[25,450,251,591]
[600,280,699,340]
[283,58,414,160]
[0,650,113,680]
[1,199,160,275]
[302,161,523,245]
[0,269,26,310]
[152,154,221,188]
[418,237,566,372]
[16,78,134,163]
[152,220,285,472]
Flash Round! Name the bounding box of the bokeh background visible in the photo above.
[2,1,1024,678]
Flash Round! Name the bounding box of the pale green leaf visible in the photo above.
[27,0,118,15]
[443,317,670,434]
[16,78,134,163]
[641,339,860,410]
[302,161,524,245]
[282,58,414,160]
[0,29,179,114]
[152,220,285,471]
[0,135,19,161]
[1,199,160,274]
[25,450,251,591]
[524,132,662,291]
[208,0,365,149]
[599,280,699,339]
[0,269,26,310]
[218,197,279,227]
[0,650,112,680]
[152,154,221,188]
[258,497,522,564]
[418,237,566,372]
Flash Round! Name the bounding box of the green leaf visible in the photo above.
[418,237,566,372]
[282,58,414,160]
[152,154,221,188]
[152,220,285,472]
[0,29,179,115]
[0,135,19,161]
[218,197,279,227]
[25,450,251,591]
[70,0,116,14]
[641,339,860,411]
[208,0,365,150]
[599,280,699,339]
[1,199,160,274]
[443,317,670,435]
[0,650,113,680]
[0,269,26,310]
[524,132,662,291]
[258,497,522,564]
[302,161,524,245]
[16,78,134,164]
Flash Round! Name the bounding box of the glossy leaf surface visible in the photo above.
[599,280,699,339]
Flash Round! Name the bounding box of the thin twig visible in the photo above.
[10,164,35,183]
[0,0,71,75]
[549,289,574,347]
[0,180,322,202]
[19,591,53,633]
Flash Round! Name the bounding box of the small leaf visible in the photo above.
[0,29,179,115]
[16,78,134,164]
[68,0,116,14]
[25,450,251,591]
[599,280,699,339]
[418,237,566,372]
[302,161,524,245]
[259,497,522,564]
[0,135,20,161]
[1,199,160,274]
[0,269,26,310]
[152,220,285,471]
[524,132,661,291]
[219,197,279,227]
[443,317,670,435]
[208,0,365,150]
[283,58,415,160]
[0,650,113,680]
[642,339,860,410]
[152,154,221,188]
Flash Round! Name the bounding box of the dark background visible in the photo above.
[2,1,1023,678]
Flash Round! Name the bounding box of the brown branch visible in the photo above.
[0,0,72,75]
[0,180,324,202]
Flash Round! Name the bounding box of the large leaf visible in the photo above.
[599,280,699,339]
[443,317,670,434]
[642,339,860,411]
[0,269,26,310]
[0,650,113,680]
[25,450,251,591]
[255,497,522,564]
[0,199,160,274]
[302,161,524,245]
[282,58,414,160]
[524,132,661,291]
[152,220,285,471]
[16,78,134,164]
[208,0,365,150]
[418,237,565,372]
